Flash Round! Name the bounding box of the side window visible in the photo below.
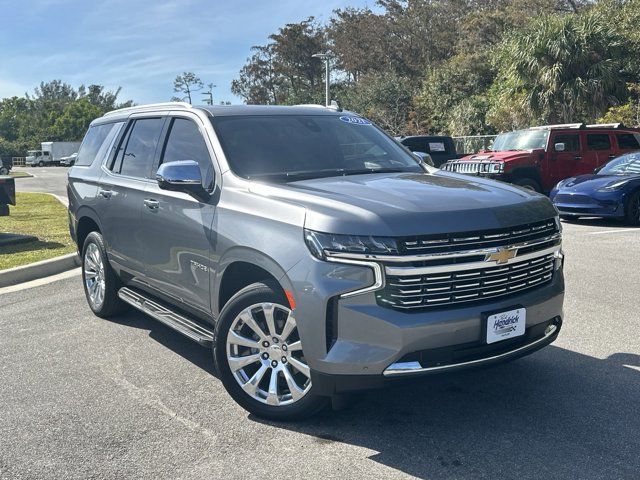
[76,122,123,167]
[160,118,214,189]
[401,138,423,151]
[587,134,611,151]
[114,118,164,178]
[554,134,580,152]
[617,133,640,150]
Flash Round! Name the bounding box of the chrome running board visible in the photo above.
[118,287,214,347]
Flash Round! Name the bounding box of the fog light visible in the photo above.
[545,323,557,336]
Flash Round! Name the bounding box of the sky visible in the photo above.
[0,0,378,105]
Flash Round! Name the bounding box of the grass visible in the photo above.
[0,192,76,270]
[9,171,32,178]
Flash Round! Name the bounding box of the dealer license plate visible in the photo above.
[486,308,526,344]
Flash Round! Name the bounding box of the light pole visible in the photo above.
[312,53,331,107]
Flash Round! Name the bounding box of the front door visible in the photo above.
[97,117,166,279]
[549,132,582,185]
[140,114,217,314]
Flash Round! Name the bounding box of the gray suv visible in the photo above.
[68,102,565,420]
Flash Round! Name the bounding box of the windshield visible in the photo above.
[492,130,549,152]
[599,152,640,175]
[210,114,423,181]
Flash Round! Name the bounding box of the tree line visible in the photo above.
[0,81,132,158]
[231,0,640,136]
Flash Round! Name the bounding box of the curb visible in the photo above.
[0,253,80,288]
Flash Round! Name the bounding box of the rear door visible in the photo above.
[585,132,614,169]
[97,116,166,278]
[549,131,582,184]
[139,112,217,314]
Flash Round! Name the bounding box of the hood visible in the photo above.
[558,174,640,192]
[460,150,539,162]
[249,171,557,236]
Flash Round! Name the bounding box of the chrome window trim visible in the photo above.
[383,323,558,376]
[384,245,562,276]
[324,233,561,264]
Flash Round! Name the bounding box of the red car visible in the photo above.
[442,123,640,193]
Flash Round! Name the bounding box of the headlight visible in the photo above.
[488,161,504,174]
[304,229,398,260]
[597,179,630,192]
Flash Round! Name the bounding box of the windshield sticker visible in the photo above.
[429,142,445,152]
[339,116,372,125]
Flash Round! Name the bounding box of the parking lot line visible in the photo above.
[587,228,639,235]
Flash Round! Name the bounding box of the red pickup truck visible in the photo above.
[442,123,640,193]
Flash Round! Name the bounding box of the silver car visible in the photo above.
[68,102,565,420]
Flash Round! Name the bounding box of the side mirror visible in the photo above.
[554,142,566,152]
[593,166,602,174]
[156,160,208,199]
[413,151,434,167]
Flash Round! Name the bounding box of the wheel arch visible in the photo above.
[214,247,295,317]
[74,206,103,252]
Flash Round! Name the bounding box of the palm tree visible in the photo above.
[498,13,628,123]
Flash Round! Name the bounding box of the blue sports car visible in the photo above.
[550,151,640,225]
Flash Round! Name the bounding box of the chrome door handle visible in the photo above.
[143,198,159,210]
[98,188,113,198]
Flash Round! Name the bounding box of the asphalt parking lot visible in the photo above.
[12,166,69,204]
[1,172,639,479]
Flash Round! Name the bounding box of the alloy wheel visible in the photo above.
[84,243,105,308]
[226,303,311,406]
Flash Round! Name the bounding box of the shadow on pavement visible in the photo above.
[107,310,640,479]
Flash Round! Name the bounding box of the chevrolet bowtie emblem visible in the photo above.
[488,247,517,264]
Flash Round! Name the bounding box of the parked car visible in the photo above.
[68,102,565,420]
[0,158,12,175]
[26,141,81,166]
[398,135,460,167]
[60,152,78,166]
[442,123,640,193]
[550,151,640,225]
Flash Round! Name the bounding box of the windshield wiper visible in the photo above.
[248,167,410,182]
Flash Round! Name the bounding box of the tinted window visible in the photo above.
[617,133,640,150]
[211,115,422,181]
[161,118,214,189]
[587,134,611,150]
[401,138,425,151]
[76,122,123,166]
[114,118,164,178]
[554,134,580,152]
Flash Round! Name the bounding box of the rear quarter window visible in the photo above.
[76,122,124,167]
[617,133,640,150]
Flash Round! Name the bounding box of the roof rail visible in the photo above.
[103,102,192,117]
[586,122,625,129]
[294,102,342,111]
[529,123,584,130]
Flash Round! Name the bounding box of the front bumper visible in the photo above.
[551,190,625,218]
[287,255,565,389]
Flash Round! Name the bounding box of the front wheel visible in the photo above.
[513,177,542,192]
[0,166,8,175]
[625,191,640,226]
[214,282,328,420]
[38,161,44,167]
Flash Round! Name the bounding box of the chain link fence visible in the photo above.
[453,135,497,155]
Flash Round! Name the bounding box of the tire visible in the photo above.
[214,282,328,420]
[513,177,542,192]
[0,167,8,175]
[38,161,44,167]
[81,231,128,318]
[624,190,640,226]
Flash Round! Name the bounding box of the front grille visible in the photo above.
[442,161,483,174]
[398,219,558,255]
[553,194,594,204]
[377,253,556,310]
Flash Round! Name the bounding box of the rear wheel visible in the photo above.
[513,177,542,192]
[38,161,44,167]
[81,231,128,317]
[214,282,328,420]
[624,191,640,226]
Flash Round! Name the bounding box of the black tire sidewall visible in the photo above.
[513,178,542,192]
[625,191,640,226]
[214,282,327,421]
